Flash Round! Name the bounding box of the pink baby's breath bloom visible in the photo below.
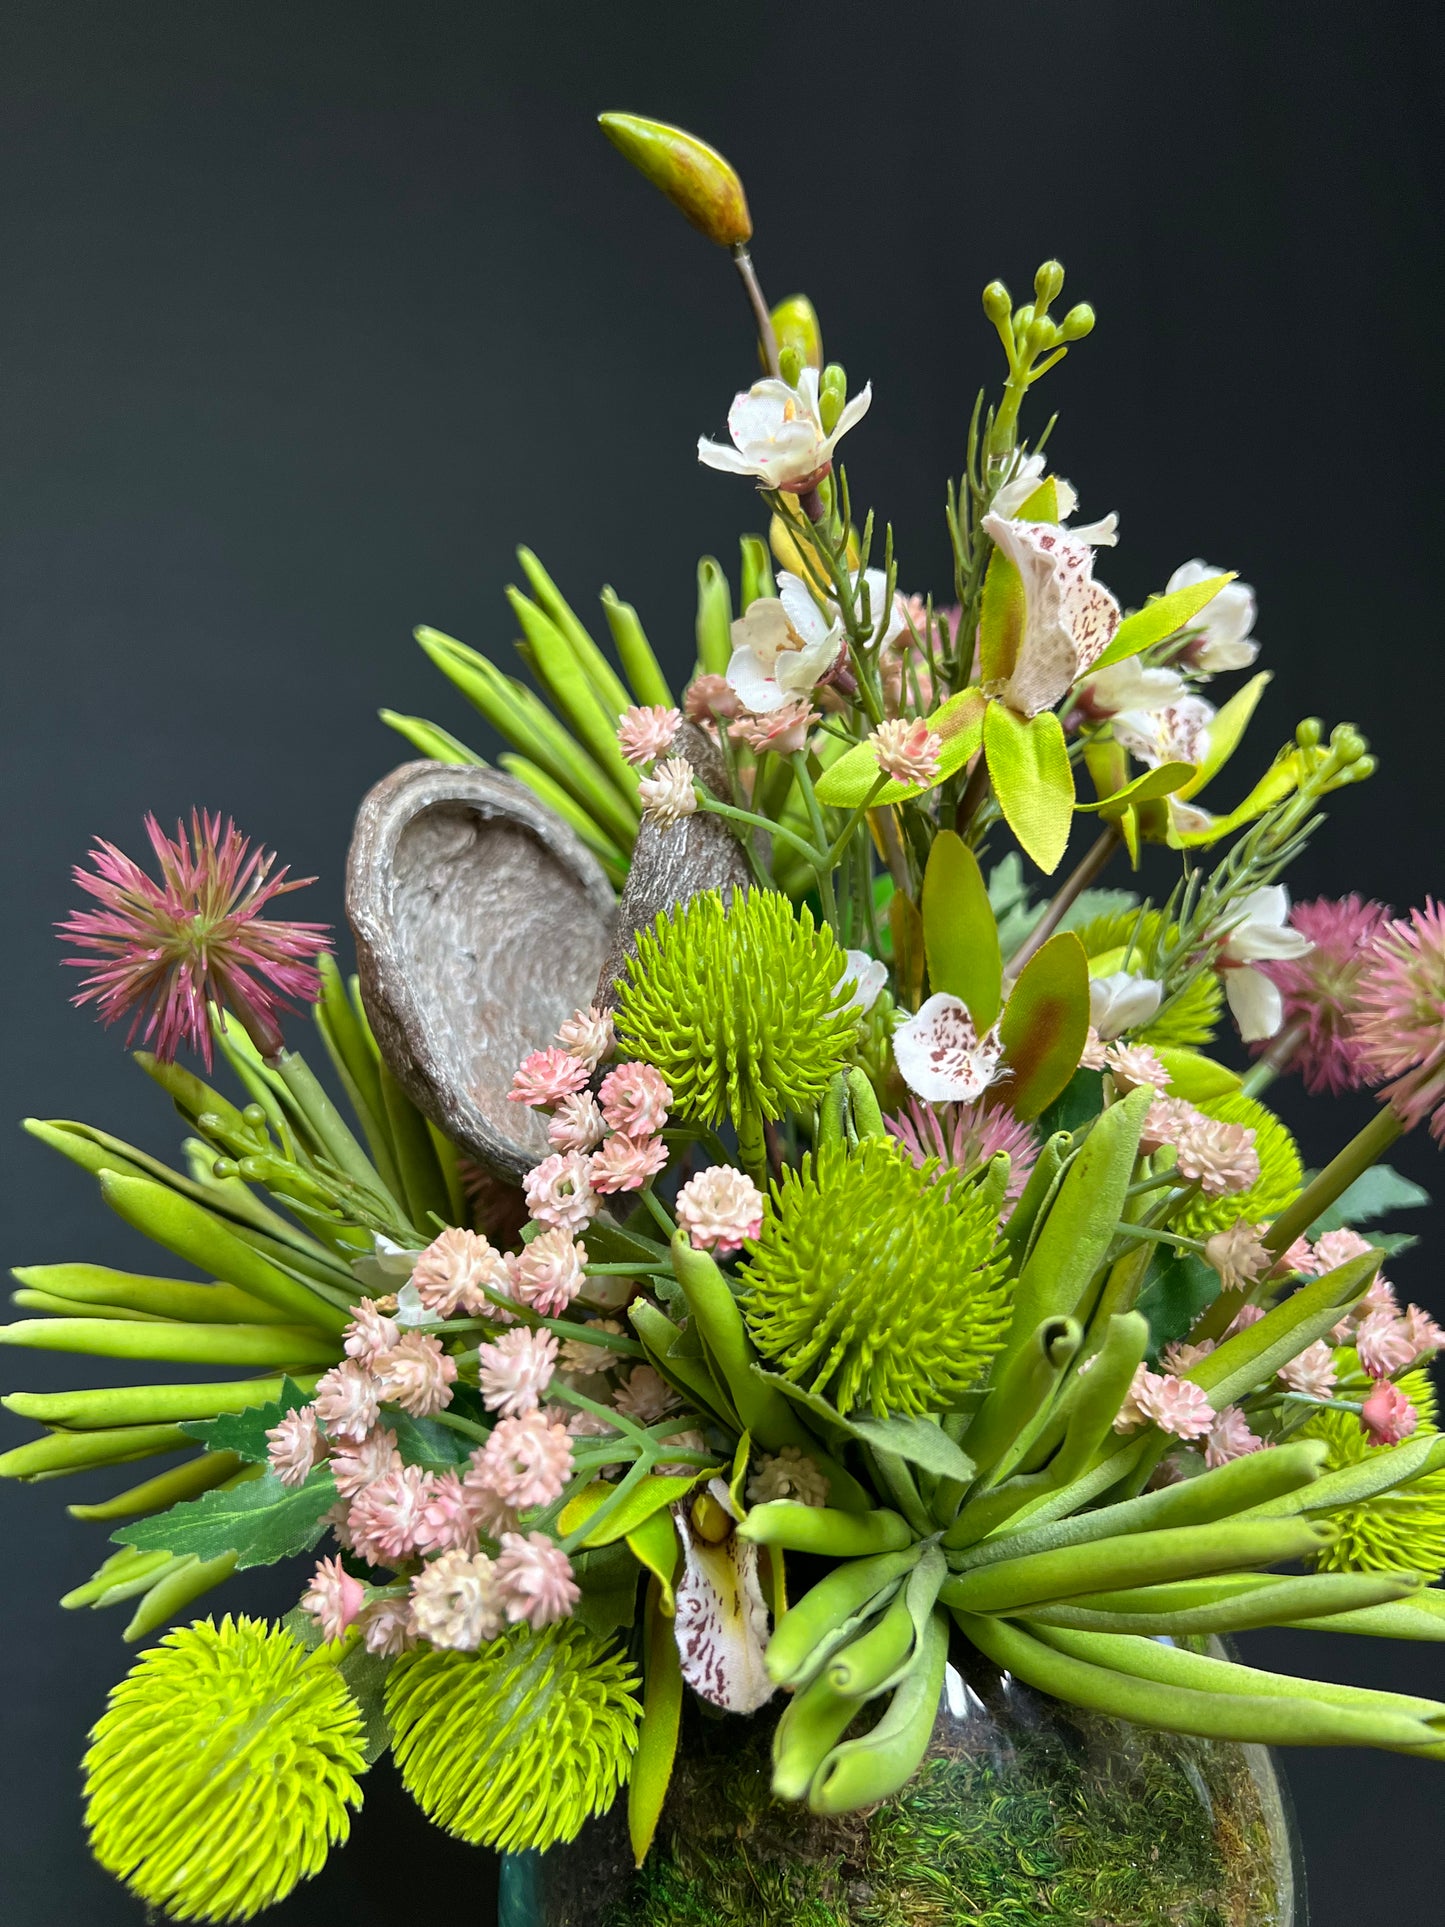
[868,717,943,787]
[1079,1026,1109,1071]
[1278,1340,1338,1401]
[313,1361,382,1445]
[638,756,698,828]
[1140,1096,1201,1156]
[555,1004,615,1070]
[730,698,820,757]
[1400,1304,1445,1361]
[523,1151,598,1232]
[343,1300,401,1368]
[1173,1115,1260,1197]
[617,704,682,766]
[547,1090,607,1154]
[1354,1310,1418,1380]
[1354,901,1445,1140]
[58,811,330,1067]
[1204,1406,1264,1469]
[1113,1364,1157,1433]
[1135,1372,1216,1441]
[1104,1041,1169,1094]
[348,1464,436,1568]
[557,1318,626,1375]
[410,1226,509,1319]
[356,1595,416,1657]
[675,1165,765,1255]
[589,1132,668,1194]
[1204,1223,1271,1292]
[1311,1228,1377,1273]
[495,1531,581,1629]
[301,1554,365,1643]
[1360,1377,1420,1446]
[414,1469,488,1556]
[410,1549,503,1651]
[1251,895,1395,1094]
[507,1227,588,1316]
[472,1410,574,1510]
[328,1426,402,1500]
[508,1047,592,1109]
[612,1364,679,1425]
[266,1406,323,1487]
[1160,1338,1215,1374]
[598,1062,672,1137]
[372,1333,457,1417]
[1224,1301,1267,1340]
[1277,1236,1317,1276]
[684,674,744,725]
[886,1099,1039,1211]
[478,1326,559,1418]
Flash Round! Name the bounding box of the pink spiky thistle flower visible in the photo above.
[1250,894,1394,1094]
[1353,901,1445,1141]
[58,811,330,1068]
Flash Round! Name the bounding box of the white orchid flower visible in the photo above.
[1089,971,1164,1040]
[698,367,872,493]
[1168,559,1259,672]
[1216,884,1312,1041]
[981,512,1122,718]
[350,1232,423,1296]
[892,994,1005,1104]
[727,568,900,714]
[990,455,1118,547]
[1080,656,1189,719]
[1112,694,1216,770]
[837,949,888,1014]
[672,1478,774,1714]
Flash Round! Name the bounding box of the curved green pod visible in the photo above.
[827,1592,916,1698]
[807,1608,949,1814]
[738,1503,914,1557]
[766,1544,922,1685]
[770,1669,860,1802]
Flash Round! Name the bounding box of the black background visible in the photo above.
[3,3,1443,1920]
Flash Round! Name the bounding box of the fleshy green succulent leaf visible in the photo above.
[922,831,1001,1029]
[1185,1247,1381,1411]
[813,687,985,807]
[998,932,1091,1120]
[600,587,675,710]
[598,113,752,248]
[114,1465,337,1571]
[1090,573,1235,672]
[379,710,484,765]
[984,702,1075,873]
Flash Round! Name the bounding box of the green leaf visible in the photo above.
[1035,1068,1106,1139]
[846,1415,974,1484]
[984,703,1074,873]
[338,1636,393,1766]
[384,1411,478,1472]
[922,832,1001,1028]
[1137,1251,1219,1355]
[1175,671,1271,801]
[570,1541,641,1636]
[1308,1164,1430,1235]
[1074,761,1193,815]
[558,1474,707,1548]
[626,1510,682,1616]
[114,1466,337,1570]
[629,1575,684,1867]
[978,544,1026,685]
[1151,1048,1242,1103]
[1091,574,1235,672]
[998,933,1092,1120]
[179,1378,310,1461]
[813,688,986,808]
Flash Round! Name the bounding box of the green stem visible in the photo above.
[425,1409,491,1446]
[1240,1022,1306,1099]
[637,1184,677,1239]
[1264,1105,1406,1255]
[1004,825,1122,980]
[696,795,822,867]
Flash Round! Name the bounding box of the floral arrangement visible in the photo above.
[8,111,1445,1923]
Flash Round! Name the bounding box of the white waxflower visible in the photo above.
[1168,559,1258,672]
[697,366,872,493]
[1112,694,1216,770]
[727,568,900,714]
[836,949,888,1015]
[990,455,1118,545]
[1080,657,1188,719]
[981,511,1121,718]
[1089,971,1164,1040]
[892,994,1005,1103]
[1216,884,1312,1042]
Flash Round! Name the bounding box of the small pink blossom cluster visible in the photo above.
[508,1008,674,1208]
[869,717,943,787]
[731,698,819,757]
[617,704,681,768]
[1140,1097,1260,1196]
[1113,1364,1215,1441]
[1288,1229,1445,1385]
[675,1165,765,1256]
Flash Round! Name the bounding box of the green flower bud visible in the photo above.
[819,363,848,435]
[598,113,752,248]
[981,281,1012,327]
[1329,722,1369,764]
[1034,259,1066,309]
[1295,717,1324,749]
[770,293,823,371]
[778,344,804,389]
[1059,303,1096,342]
[1026,315,1059,356]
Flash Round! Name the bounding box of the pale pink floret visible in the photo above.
[1224,1301,1267,1339]
[557,1319,627,1375]
[1173,1116,1260,1197]
[313,1360,382,1445]
[343,1299,401,1368]
[357,1595,416,1657]
[548,1090,608,1154]
[414,1469,489,1556]
[684,674,744,725]
[410,1226,510,1319]
[300,1553,365,1643]
[1354,1310,1418,1380]
[495,1530,581,1629]
[322,1498,355,1551]
[328,1426,402,1500]
[1277,1236,1316,1275]
[730,698,819,757]
[555,1004,616,1070]
[1104,1041,1170,1095]
[1204,1223,1271,1292]
[1204,1406,1264,1470]
[1278,1340,1338,1401]
[1135,1372,1216,1441]
[1079,1026,1109,1072]
[1112,1363,1157,1433]
[1360,1377,1420,1446]
[597,1062,672,1137]
[372,1332,457,1417]
[478,1327,559,1418]
[675,1165,765,1256]
[1401,1304,1445,1362]
[1140,1096,1201,1156]
[472,1410,574,1510]
[508,1047,592,1109]
[869,717,943,787]
[507,1227,588,1316]
[1311,1227,1376,1273]
[612,1364,680,1425]
[348,1463,436,1568]
[523,1151,598,1232]
[617,704,682,766]
[410,1549,503,1651]
[590,1132,668,1194]
[637,756,698,827]
[266,1406,323,1487]
[1352,901,1445,1139]
[1160,1338,1215,1374]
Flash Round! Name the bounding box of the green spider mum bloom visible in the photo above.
[84,1615,366,1923]
[614,889,859,1130]
[739,1136,1010,1417]
[1300,1369,1445,1579]
[1075,907,1223,1049]
[1173,1090,1302,1240]
[385,1620,641,1852]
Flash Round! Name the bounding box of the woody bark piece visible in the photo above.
[347,762,617,1181]
[595,723,754,1008]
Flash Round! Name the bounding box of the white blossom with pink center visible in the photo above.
[617,704,681,767]
[478,1326,559,1419]
[547,1090,608,1154]
[343,1300,401,1368]
[1112,695,1215,772]
[523,1151,598,1232]
[410,1549,503,1651]
[555,1004,616,1070]
[675,1165,765,1256]
[301,1554,365,1643]
[598,1061,672,1137]
[892,994,1005,1105]
[1135,1371,1215,1440]
[348,1463,436,1568]
[684,674,743,724]
[1278,1340,1338,1401]
[472,1410,574,1510]
[313,1360,381,1445]
[328,1426,402,1500]
[637,757,698,828]
[495,1531,581,1630]
[1204,1406,1264,1470]
[410,1226,510,1319]
[589,1132,668,1194]
[1204,1223,1271,1292]
[266,1406,322,1487]
[507,1227,588,1316]
[869,718,943,788]
[697,367,871,494]
[372,1332,457,1417]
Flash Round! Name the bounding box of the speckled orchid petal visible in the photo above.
[672,1479,774,1714]
[892,993,1006,1104]
[982,513,1122,719]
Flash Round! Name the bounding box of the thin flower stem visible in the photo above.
[1005,824,1122,979]
[731,246,779,375]
[823,778,889,872]
[1263,1105,1406,1255]
[1239,1023,1306,1099]
[1112,1224,1206,1252]
[424,1409,491,1446]
[558,1452,657,1555]
[637,1183,677,1239]
[790,753,840,929]
[696,795,823,867]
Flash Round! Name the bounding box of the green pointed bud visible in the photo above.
[982,281,1012,327]
[1295,717,1324,749]
[1026,315,1059,356]
[770,293,823,370]
[1034,259,1066,310]
[819,363,848,435]
[598,113,752,248]
[778,344,804,389]
[1059,303,1095,342]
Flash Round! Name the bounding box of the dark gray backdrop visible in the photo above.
[3,3,1443,1920]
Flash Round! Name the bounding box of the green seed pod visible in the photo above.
[818,364,848,436]
[1059,302,1095,341]
[598,113,752,248]
[770,293,823,371]
[1033,260,1066,309]
[981,281,1012,327]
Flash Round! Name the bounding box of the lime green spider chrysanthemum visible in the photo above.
[84,1615,366,1923]
[739,1136,1010,1417]
[1074,907,1223,1050]
[385,1620,641,1853]
[614,889,859,1131]
[1300,1369,1445,1579]
[1173,1090,1303,1240]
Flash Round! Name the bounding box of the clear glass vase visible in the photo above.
[499,1652,1303,1927]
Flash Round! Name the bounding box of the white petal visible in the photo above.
[777,571,830,644]
[837,951,888,1014]
[990,453,1048,520]
[1054,476,1079,520]
[1085,660,1187,716]
[1089,971,1163,1039]
[698,436,762,476]
[731,598,791,670]
[1193,635,1259,673]
[774,625,841,697]
[726,645,784,714]
[823,379,872,452]
[672,1497,774,1714]
[728,382,793,447]
[893,994,1005,1103]
[1226,966,1284,1043]
[1069,511,1119,548]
